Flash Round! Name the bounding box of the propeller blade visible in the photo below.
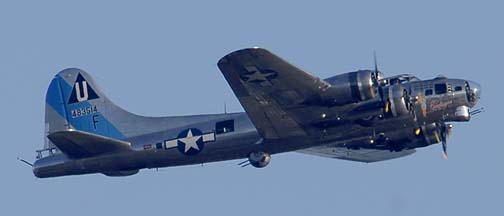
[373,50,378,76]
[446,124,453,138]
[372,50,386,102]
[440,124,452,159]
[442,140,448,159]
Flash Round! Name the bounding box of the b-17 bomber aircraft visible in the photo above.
[30,48,482,178]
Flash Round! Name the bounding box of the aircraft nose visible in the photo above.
[467,80,482,106]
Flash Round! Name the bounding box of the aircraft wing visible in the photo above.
[297,146,416,163]
[218,48,330,139]
[47,129,133,159]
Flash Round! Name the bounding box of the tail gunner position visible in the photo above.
[29,48,482,178]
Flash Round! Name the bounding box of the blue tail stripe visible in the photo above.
[45,78,68,119]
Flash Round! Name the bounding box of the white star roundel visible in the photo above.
[163,128,216,156]
[176,128,216,156]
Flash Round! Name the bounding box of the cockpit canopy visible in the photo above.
[386,74,420,85]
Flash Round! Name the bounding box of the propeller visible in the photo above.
[439,123,453,159]
[372,50,382,86]
[372,51,387,107]
[373,50,378,75]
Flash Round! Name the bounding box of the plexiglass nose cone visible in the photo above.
[468,80,482,106]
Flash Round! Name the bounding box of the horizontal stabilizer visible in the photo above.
[47,129,133,159]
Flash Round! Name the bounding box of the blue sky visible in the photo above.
[1,1,502,215]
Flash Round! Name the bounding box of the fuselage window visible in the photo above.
[425,89,433,96]
[216,120,235,134]
[390,78,400,85]
[435,84,447,95]
[455,86,463,92]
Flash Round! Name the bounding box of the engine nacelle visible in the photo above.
[323,70,379,105]
[248,151,271,168]
[383,85,410,117]
[419,123,442,146]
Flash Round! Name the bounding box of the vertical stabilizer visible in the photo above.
[44,68,128,149]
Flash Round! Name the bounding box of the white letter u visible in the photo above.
[75,81,89,102]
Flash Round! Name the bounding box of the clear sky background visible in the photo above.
[1,1,502,215]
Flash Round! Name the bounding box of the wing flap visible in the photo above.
[47,129,133,159]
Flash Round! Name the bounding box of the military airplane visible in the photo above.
[29,48,482,178]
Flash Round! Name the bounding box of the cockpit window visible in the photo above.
[390,78,401,85]
[386,74,421,85]
[425,89,433,96]
[435,84,447,94]
[455,86,463,92]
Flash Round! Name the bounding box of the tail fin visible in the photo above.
[44,68,129,149]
